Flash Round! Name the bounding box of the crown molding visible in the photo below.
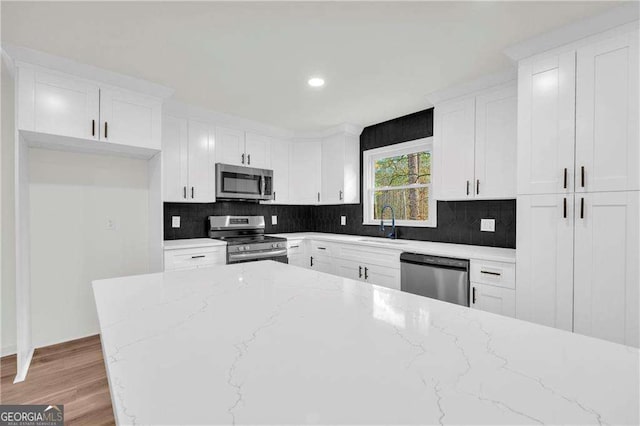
[3,44,174,99]
[425,68,516,106]
[504,4,640,62]
[293,123,364,140]
[163,100,294,140]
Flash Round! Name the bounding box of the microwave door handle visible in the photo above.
[260,176,265,196]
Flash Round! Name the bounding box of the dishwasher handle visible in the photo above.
[400,252,469,271]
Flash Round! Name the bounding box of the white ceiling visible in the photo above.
[1,1,623,132]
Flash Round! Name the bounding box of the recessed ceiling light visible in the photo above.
[308,77,325,87]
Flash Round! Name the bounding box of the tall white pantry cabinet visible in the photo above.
[516,25,639,347]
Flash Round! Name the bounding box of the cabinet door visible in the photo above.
[289,141,321,204]
[309,255,334,275]
[269,139,290,204]
[573,191,639,347]
[19,68,100,140]
[336,259,363,282]
[162,116,189,202]
[474,84,517,199]
[434,97,476,200]
[244,132,271,169]
[516,194,574,331]
[471,283,515,318]
[99,88,161,149]
[517,52,576,195]
[576,30,639,192]
[363,263,400,291]
[321,134,345,205]
[187,120,215,202]
[215,126,245,166]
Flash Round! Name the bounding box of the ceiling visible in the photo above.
[1,1,624,132]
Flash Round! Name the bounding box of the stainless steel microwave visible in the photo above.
[215,163,273,201]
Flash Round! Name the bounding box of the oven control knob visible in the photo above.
[237,246,244,252]
[272,243,278,248]
[244,246,251,251]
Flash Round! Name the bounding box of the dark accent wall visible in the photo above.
[164,108,516,248]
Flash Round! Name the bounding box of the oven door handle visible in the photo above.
[228,249,287,262]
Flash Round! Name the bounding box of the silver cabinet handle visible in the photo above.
[247,154,251,165]
[359,266,362,278]
[191,187,195,199]
[476,179,479,195]
[191,255,205,259]
[273,191,276,202]
[310,256,314,267]
[581,166,585,188]
[580,197,585,219]
[466,180,470,196]
[92,119,95,137]
[563,197,567,218]
[339,190,343,200]
[472,287,477,304]
[480,270,501,276]
[183,186,187,199]
[564,168,568,189]
[104,121,108,139]
[241,153,245,164]
[364,267,369,280]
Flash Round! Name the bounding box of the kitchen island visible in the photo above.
[93,261,638,425]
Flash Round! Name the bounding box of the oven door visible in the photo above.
[216,163,273,201]
[227,249,288,264]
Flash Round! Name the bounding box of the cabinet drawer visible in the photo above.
[164,247,226,271]
[287,239,306,256]
[470,260,515,289]
[310,240,335,256]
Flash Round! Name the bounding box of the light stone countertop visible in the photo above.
[269,232,516,263]
[163,238,226,250]
[93,261,638,425]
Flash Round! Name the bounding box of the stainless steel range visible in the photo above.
[208,215,288,264]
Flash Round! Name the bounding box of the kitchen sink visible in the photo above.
[357,238,409,245]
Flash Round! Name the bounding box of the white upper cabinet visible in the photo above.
[268,138,290,204]
[575,30,639,193]
[18,67,99,140]
[215,126,245,166]
[474,84,517,199]
[187,120,215,202]
[162,116,189,202]
[99,87,162,150]
[516,194,574,331]
[321,133,359,205]
[244,132,271,169]
[162,116,214,203]
[289,141,321,204]
[434,83,517,201]
[17,65,162,151]
[517,52,576,195]
[434,97,475,200]
[573,191,639,347]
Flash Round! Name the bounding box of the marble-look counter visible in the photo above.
[163,238,226,250]
[93,262,637,425]
[269,232,516,263]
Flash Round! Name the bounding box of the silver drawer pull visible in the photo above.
[480,270,501,276]
[191,255,206,259]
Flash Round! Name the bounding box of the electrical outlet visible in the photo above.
[340,216,347,226]
[172,216,180,228]
[271,215,278,225]
[480,218,495,232]
[106,219,116,231]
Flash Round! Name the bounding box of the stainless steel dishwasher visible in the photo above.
[400,252,470,307]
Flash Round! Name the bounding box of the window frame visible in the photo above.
[362,137,437,228]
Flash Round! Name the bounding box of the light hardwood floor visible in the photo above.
[0,335,115,425]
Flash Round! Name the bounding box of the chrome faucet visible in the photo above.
[379,205,396,239]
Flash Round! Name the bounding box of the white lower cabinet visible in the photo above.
[517,192,639,346]
[309,254,335,275]
[573,191,639,346]
[164,246,226,271]
[471,284,515,317]
[286,239,307,268]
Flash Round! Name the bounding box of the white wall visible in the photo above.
[28,148,150,347]
[1,51,17,356]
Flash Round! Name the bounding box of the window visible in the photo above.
[363,138,436,227]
